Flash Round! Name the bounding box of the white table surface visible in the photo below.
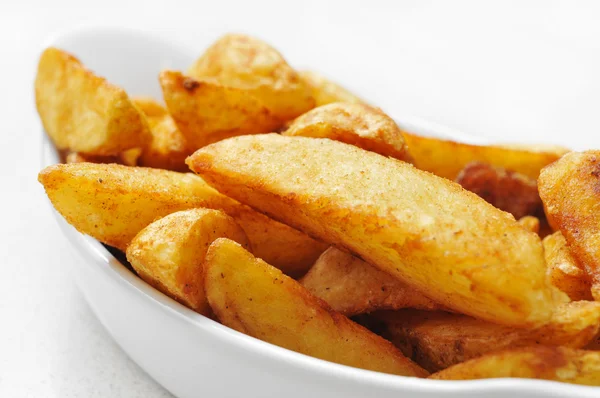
[2,1,600,396]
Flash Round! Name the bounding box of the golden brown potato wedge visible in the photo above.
[430,346,600,385]
[204,238,428,377]
[373,301,600,372]
[188,34,314,121]
[539,151,600,300]
[403,132,564,180]
[160,71,281,150]
[132,97,190,171]
[299,70,364,106]
[126,208,250,314]
[518,216,540,234]
[543,231,593,301]
[188,134,565,327]
[283,103,412,162]
[455,162,541,219]
[38,162,325,273]
[300,247,441,316]
[35,47,149,155]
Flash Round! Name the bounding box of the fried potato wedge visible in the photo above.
[188,134,565,326]
[299,70,364,106]
[403,132,564,180]
[543,232,593,301]
[283,103,412,162]
[456,162,541,219]
[35,47,149,155]
[126,208,250,314]
[539,151,600,300]
[38,163,324,273]
[374,301,600,372]
[188,34,314,121]
[300,247,441,316]
[160,71,280,150]
[430,346,600,385]
[132,97,190,171]
[204,238,428,377]
[518,216,540,234]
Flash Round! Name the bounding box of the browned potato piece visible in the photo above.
[126,209,250,314]
[430,346,600,385]
[65,148,142,166]
[283,103,412,162]
[543,231,593,301]
[132,97,190,171]
[188,34,314,121]
[204,238,428,377]
[299,70,364,106]
[374,301,600,372]
[518,216,540,234]
[160,71,281,150]
[403,132,564,180]
[38,162,325,273]
[455,162,542,219]
[35,48,149,155]
[188,134,565,327]
[539,151,600,300]
[300,247,441,316]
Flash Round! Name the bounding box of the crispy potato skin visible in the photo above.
[403,133,564,180]
[299,70,364,106]
[160,71,281,150]
[518,216,540,234]
[543,232,593,301]
[38,162,324,273]
[188,134,564,327]
[204,238,428,377]
[539,151,600,300]
[132,97,190,172]
[188,34,314,121]
[300,247,441,316]
[126,209,250,314]
[456,162,542,219]
[430,346,600,385]
[283,103,413,162]
[35,48,149,155]
[374,301,600,372]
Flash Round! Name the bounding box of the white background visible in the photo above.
[2,1,600,397]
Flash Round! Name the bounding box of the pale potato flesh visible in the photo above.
[35,47,149,155]
[299,70,364,106]
[188,134,564,327]
[203,238,428,377]
[126,208,250,314]
[374,301,600,372]
[430,346,600,385]
[300,247,441,316]
[38,162,325,273]
[539,151,600,300]
[283,103,413,162]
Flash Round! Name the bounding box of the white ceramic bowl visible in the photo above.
[40,26,599,398]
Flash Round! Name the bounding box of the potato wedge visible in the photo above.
[455,162,541,219]
[374,301,600,372]
[38,162,325,273]
[300,247,441,316]
[132,97,190,171]
[126,208,250,314]
[539,151,600,300]
[283,103,412,162]
[188,134,564,326]
[430,346,600,385]
[403,132,564,180]
[204,238,428,377]
[188,34,314,121]
[299,70,364,106]
[543,231,593,301]
[518,216,540,234]
[35,47,149,155]
[160,71,280,150]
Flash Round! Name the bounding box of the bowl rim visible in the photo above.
[40,25,599,397]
